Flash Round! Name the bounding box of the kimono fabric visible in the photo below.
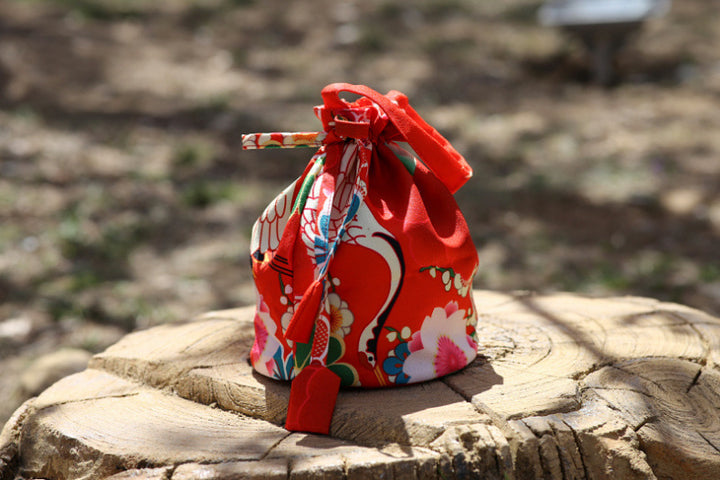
[245,83,479,434]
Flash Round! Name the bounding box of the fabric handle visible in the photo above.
[242,132,326,150]
[321,83,472,194]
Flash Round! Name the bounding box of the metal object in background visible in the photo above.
[538,0,672,85]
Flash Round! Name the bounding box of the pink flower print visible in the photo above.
[466,334,478,352]
[264,358,275,374]
[250,313,268,364]
[444,301,459,317]
[249,296,283,378]
[434,336,469,377]
[402,301,477,383]
[408,331,423,353]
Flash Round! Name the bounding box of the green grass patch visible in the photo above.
[701,265,720,283]
[45,296,86,323]
[422,36,475,57]
[44,0,149,21]
[418,0,471,19]
[357,26,387,53]
[173,140,217,170]
[500,2,544,23]
[57,207,149,280]
[68,270,104,292]
[180,180,238,208]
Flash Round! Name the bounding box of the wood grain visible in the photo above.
[19,371,289,480]
[4,290,720,479]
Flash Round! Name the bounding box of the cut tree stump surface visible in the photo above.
[3,290,720,479]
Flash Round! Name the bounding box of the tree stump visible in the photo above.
[3,290,720,479]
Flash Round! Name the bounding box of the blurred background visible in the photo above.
[1,0,719,425]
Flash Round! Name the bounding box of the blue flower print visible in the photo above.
[382,341,411,384]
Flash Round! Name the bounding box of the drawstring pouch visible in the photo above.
[244,83,479,434]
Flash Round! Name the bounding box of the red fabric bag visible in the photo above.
[243,83,479,434]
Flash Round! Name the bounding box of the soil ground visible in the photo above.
[1,0,720,426]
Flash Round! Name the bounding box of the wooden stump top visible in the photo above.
[3,290,720,479]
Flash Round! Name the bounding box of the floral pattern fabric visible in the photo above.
[247,84,479,394]
[402,301,477,382]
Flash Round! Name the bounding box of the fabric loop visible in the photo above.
[321,83,472,194]
[332,116,370,140]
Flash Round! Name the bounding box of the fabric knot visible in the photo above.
[332,116,370,139]
[315,101,391,144]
